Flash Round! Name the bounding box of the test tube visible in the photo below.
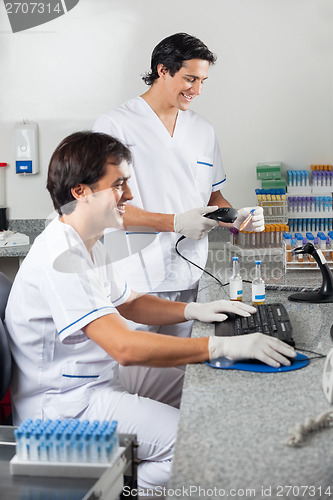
[310,197,315,212]
[229,227,237,246]
[238,230,245,248]
[305,171,310,187]
[329,233,333,262]
[287,197,292,213]
[271,225,276,248]
[239,209,255,231]
[283,233,291,264]
[276,224,280,245]
[250,230,256,248]
[295,233,304,265]
[318,233,327,257]
[312,171,317,188]
[291,238,297,262]
[291,170,296,187]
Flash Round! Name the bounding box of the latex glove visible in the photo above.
[174,206,219,240]
[208,332,296,368]
[184,300,256,323]
[233,206,265,232]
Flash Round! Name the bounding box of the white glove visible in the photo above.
[174,206,219,240]
[233,206,265,232]
[208,332,296,367]
[184,300,256,323]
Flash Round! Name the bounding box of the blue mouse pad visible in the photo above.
[206,352,310,373]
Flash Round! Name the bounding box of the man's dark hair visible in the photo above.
[47,131,132,215]
[142,32,217,86]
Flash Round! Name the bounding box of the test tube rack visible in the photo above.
[255,189,288,224]
[10,447,126,478]
[288,217,333,234]
[287,166,333,194]
[259,199,287,224]
[286,167,333,234]
[284,249,333,271]
[284,234,333,272]
[227,225,287,257]
[10,418,123,478]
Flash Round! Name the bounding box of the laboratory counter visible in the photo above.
[0,219,44,258]
[167,252,333,500]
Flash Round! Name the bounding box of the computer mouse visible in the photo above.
[203,207,238,223]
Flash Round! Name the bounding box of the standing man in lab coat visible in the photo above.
[93,32,264,337]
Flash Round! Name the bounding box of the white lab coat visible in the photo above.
[6,217,184,489]
[6,218,131,424]
[93,96,227,294]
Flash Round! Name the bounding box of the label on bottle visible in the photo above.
[252,282,265,304]
[229,279,243,301]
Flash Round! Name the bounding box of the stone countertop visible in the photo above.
[167,253,333,500]
[0,220,44,258]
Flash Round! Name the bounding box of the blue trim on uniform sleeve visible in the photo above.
[212,178,227,187]
[125,231,160,235]
[112,283,128,304]
[197,161,213,167]
[62,374,99,379]
[58,306,116,336]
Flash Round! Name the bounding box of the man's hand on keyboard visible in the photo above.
[184,300,256,323]
[208,332,296,368]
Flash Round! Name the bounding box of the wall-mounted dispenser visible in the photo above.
[14,120,39,175]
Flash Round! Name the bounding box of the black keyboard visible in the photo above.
[215,303,295,347]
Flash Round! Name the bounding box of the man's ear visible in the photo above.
[157,64,169,78]
[71,184,87,201]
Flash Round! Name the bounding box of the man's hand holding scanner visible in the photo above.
[173,205,265,240]
[174,205,219,240]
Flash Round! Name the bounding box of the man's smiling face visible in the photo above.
[161,59,210,111]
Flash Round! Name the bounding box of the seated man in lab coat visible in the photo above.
[5,132,295,492]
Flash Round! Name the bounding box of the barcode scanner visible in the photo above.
[203,207,238,223]
[175,207,238,287]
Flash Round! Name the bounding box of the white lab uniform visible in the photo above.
[93,97,226,336]
[5,218,184,490]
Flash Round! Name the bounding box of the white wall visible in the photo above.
[0,0,333,219]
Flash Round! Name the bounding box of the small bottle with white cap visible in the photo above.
[229,256,243,301]
[252,260,265,305]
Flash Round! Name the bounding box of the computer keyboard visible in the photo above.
[215,303,295,347]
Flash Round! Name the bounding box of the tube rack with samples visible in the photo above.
[287,165,333,194]
[13,418,119,465]
[228,224,289,257]
[283,231,333,271]
[255,189,287,224]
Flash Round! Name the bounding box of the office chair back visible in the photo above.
[0,272,12,401]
